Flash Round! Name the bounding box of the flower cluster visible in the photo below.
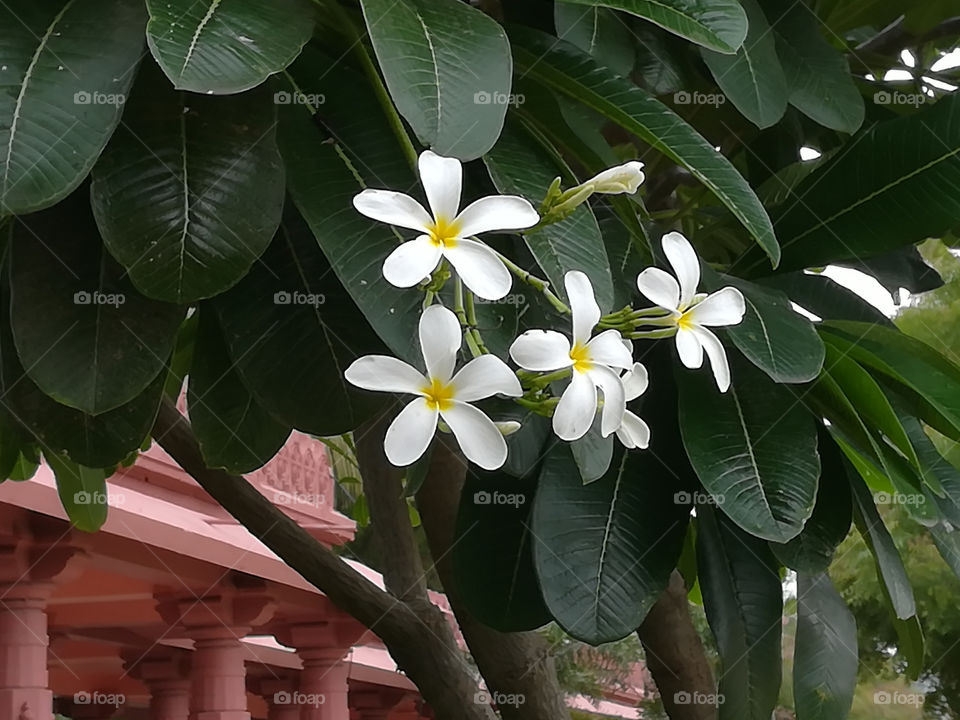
[345,151,745,470]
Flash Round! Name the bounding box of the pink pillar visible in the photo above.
[156,588,274,720]
[0,586,53,720]
[0,521,84,720]
[125,650,191,720]
[250,676,301,720]
[151,678,191,720]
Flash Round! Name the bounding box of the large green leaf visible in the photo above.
[145,0,313,94]
[701,0,788,129]
[763,0,864,134]
[484,118,614,312]
[187,310,291,474]
[697,505,782,720]
[555,0,747,54]
[452,470,550,631]
[214,208,385,436]
[359,0,511,160]
[9,191,184,415]
[49,453,111,532]
[761,272,892,326]
[848,468,925,677]
[703,266,824,383]
[679,356,820,543]
[553,4,635,77]
[772,431,852,574]
[91,66,284,304]
[510,28,779,267]
[532,444,690,643]
[747,93,960,273]
[820,321,960,442]
[0,0,145,214]
[897,409,960,527]
[793,572,858,720]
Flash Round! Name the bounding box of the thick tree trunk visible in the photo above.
[637,571,717,720]
[151,400,495,720]
[416,438,572,720]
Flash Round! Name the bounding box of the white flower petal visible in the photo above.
[675,327,704,369]
[451,354,522,401]
[585,329,633,370]
[419,304,462,382]
[588,161,645,194]
[455,195,540,237]
[353,189,432,232]
[553,371,598,441]
[565,271,601,345]
[509,330,572,372]
[419,150,462,221]
[617,410,650,449]
[621,362,649,401]
[384,398,439,466]
[637,267,681,313]
[692,326,732,392]
[687,287,746,327]
[345,356,427,394]
[496,420,522,436]
[383,236,443,288]
[443,238,512,300]
[661,232,701,309]
[587,365,626,437]
[441,401,508,470]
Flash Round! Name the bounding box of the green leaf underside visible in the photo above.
[49,453,111,532]
[0,0,146,214]
[145,0,314,94]
[510,27,779,267]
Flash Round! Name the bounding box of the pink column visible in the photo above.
[125,650,191,720]
[157,589,274,720]
[150,678,191,720]
[250,676,301,720]
[0,521,84,720]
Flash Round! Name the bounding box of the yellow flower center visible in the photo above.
[422,377,455,411]
[676,311,694,331]
[427,216,461,248]
[570,342,593,373]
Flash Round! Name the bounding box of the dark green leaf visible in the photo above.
[555,0,747,53]
[679,356,820,543]
[533,444,690,643]
[0,0,145,214]
[760,272,891,326]
[453,470,550,631]
[701,0,788,129]
[837,247,943,295]
[554,5,635,77]
[510,27,779,266]
[188,310,291,474]
[703,267,824,383]
[214,208,385,436]
[772,431,852,573]
[793,572,858,720]
[360,0,511,160]
[9,191,184,414]
[145,0,314,94]
[49,453,110,532]
[91,67,284,303]
[697,505,782,720]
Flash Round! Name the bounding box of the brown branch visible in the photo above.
[151,398,495,720]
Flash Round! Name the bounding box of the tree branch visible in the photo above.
[151,399,495,720]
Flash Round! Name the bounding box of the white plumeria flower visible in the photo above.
[636,232,746,392]
[345,305,522,470]
[586,161,645,194]
[352,150,540,300]
[509,271,633,442]
[616,363,651,450]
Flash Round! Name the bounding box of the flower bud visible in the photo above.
[586,161,645,195]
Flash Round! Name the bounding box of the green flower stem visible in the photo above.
[496,251,570,315]
[453,278,484,358]
[463,291,489,354]
[317,0,419,172]
[625,328,677,340]
[515,396,559,417]
[520,367,572,390]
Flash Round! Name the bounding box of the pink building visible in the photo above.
[0,432,644,719]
